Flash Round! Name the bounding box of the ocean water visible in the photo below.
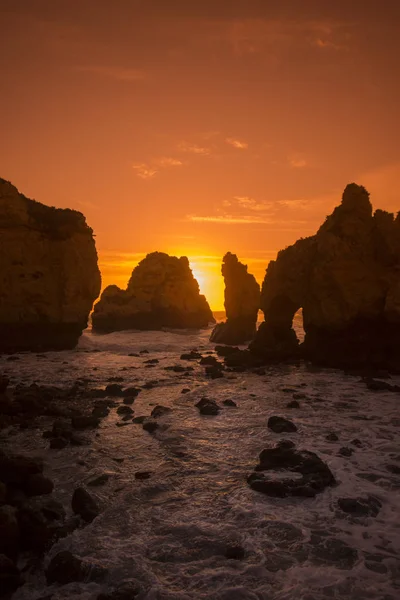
[1,313,399,600]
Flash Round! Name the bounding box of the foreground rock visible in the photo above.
[247,441,335,497]
[210,253,260,345]
[0,178,101,351]
[92,252,214,332]
[251,183,400,370]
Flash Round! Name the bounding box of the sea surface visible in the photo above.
[1,312,399,600]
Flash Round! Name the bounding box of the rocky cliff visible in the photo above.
[210,252,260,344]
[251,183,400,369]
[92,252,214,332]
[0,178,101,351]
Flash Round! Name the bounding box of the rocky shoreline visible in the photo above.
[1,341,399,599]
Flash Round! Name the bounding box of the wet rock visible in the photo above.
[71,415,100,430]
[225,544,245,560]
[0,553,21,595]
[276,440,296,449]
[105,384,124,397]
[181,388,191,394]
[25,474,54,497]
[122,387,141,398]
[17,497,66,552]
[309,537,358,569]
[180,351,202,360]
[215,345,240,357]
[338,496,382,517]
[268,416,297,433]
[144,358,159,364]
[247,442,335,498]
[46,551,87,585]
[142,380,159,389]
[364,378,400,392]
[286,400,300,408]
[164,365,187,373]
[326,432,339,441]
[117,405,133,415]
[49,437,68,450]
[351,438,363,447]
[108,376,124,383]
[142,419,159,433]
[200,355,219,366]
[365,560,388,573]
[338,446,354,457]
[0,505,19,559]
[97,580,140,600]
[0,481,6,504]
[0,376,9,393]
[195,398,220,415]
[0,451,43,486]
[132,416,146,424]
[386,463,400,474]
[92,402,110,418]
[205,365,224,379]
[71,487,99,523]
[223,399,237,407]
[46,550,107,585]
[151,405,172,418]
[88,474,110,487]
[135,472,151,480]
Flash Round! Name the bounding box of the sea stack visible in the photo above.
[251,183,400,370]
[0,178,101,351]
[210,252,260,344]
[92,252,214,332]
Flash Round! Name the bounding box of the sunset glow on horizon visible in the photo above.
[1,0,399,311]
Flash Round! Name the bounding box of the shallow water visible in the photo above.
[1,314,399,600]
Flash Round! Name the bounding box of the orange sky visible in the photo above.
[1,0,400,309]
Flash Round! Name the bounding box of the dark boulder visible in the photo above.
[195,398,220,415]
[268,416,297,433]
[46,551,106,586]
[338,496,382,517]
[150,405,172,418]
[247,442,335,498]
[71,487,99,523]
[17,497,66,552]
[0,553,21,595]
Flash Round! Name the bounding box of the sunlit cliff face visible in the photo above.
[1,1,399,310]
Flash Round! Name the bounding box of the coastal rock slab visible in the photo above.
[92,252,214,332]
[250,183,400,369]
[210,253,260,345]
[0,178,101,351]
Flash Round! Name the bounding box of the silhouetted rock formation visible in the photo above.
[251,183,400,369]
[92,252,214,332]
[210,252,260,345]
[0,178,101,352]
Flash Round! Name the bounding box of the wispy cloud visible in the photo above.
[226,137,248,150]
[233,196,271,211]
[75,65,145,81]
[178,141,212,155]
[132,156,183,179]
[288,154,308,168]
[157,157,183,167]
[132,164,158,179]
